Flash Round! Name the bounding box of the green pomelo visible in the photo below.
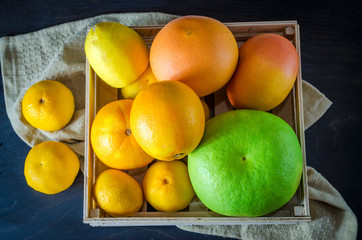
[188,109,303,217]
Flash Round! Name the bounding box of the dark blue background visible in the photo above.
[1,0,361,239]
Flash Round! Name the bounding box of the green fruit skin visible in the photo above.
[188,109,303,217]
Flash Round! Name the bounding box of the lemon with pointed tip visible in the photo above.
[85,22,149,88]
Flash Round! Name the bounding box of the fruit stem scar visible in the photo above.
[125,129,132,136]
[187,31,191,35]
[39,98,45,103]
[163,179,169,184]
[174,153,184,158]
[242,156,246,161]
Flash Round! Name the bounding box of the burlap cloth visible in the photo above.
[0,12,357,240]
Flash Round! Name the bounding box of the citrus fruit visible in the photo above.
[22,80,75,131]
[121,64,157,99]
[143,160,194,212]
[150,15,239,97]
[227,33,299,111]
[130,81,205,161]
[85,22,149,88]
[200,98,210,121]
[24,141,79,194]
[188,110,303,217]
[93,169,143,217]
[91,99,153,170]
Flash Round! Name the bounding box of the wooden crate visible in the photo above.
[83,20,311,226]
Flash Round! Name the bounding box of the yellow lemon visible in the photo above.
[121,64,158,99]
[85,22,149,88]
[94,169,143,217]
[22,80,75,131]
[143,161,194,212]
[24,141,80,194]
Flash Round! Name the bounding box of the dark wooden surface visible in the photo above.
[1,1,361,239]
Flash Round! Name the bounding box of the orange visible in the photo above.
[227,33,299,111]
[121,64,158,99]
[85,22,149,88]
[91,99,153,170]
[22,80,75,131]
[130,81,205,161]
[93,169,143,217]
[24,141,80,194]
[143,160,194,212]
[150,15,239,97]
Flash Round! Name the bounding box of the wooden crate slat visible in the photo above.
[84,20,311,226]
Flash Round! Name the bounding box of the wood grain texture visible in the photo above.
[0,0,361,239]
[84,22,311,225]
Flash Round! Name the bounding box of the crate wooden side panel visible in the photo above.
[84,20,311,226]
[293,23,310,217]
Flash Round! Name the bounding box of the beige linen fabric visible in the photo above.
[0,12,356,240]
[302,80,332,130]
[178,167,357,239]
